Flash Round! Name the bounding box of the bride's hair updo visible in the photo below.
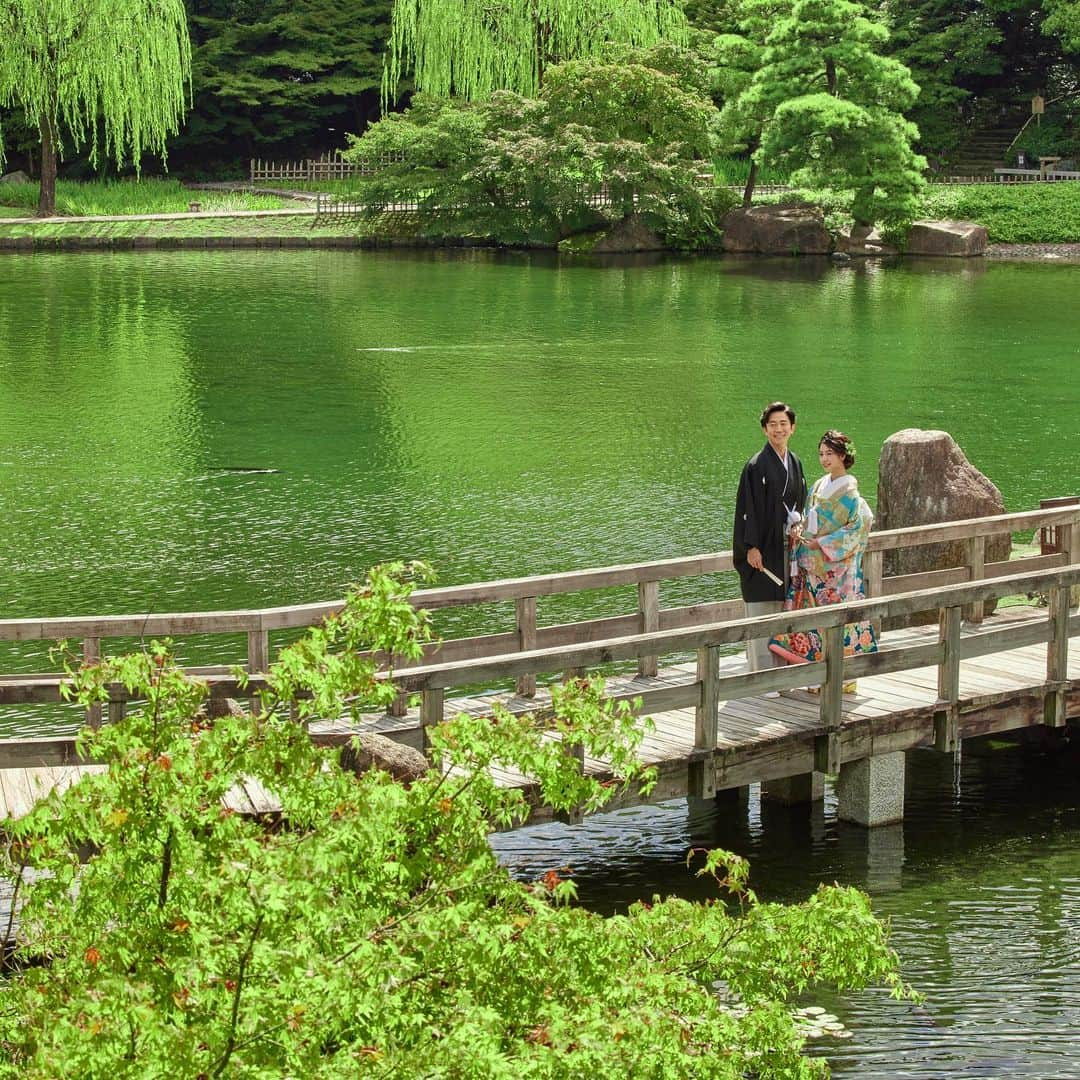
[819,430,856,468]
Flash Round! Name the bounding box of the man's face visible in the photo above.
[763,411,794,453]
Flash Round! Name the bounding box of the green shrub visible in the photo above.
[343,48,727,250]
[0,562,913,1077]
[919,182,1080,243]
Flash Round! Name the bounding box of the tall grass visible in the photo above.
[711,156,791,187]
[0,178,289,216]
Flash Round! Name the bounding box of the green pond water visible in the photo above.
[0,249,1078,1075]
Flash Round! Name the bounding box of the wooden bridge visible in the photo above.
[0,501,1077,827]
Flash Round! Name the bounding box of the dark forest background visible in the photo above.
[1,0,1077,179]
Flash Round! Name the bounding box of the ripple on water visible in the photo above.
[490,740,1080,1078]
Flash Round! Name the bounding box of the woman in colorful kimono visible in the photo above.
[769,430,877,692]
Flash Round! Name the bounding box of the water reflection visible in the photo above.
[490,734,1080,1077]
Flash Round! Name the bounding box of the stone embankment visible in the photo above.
[985,243,1080,260]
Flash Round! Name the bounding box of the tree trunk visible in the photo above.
[742,135,761,207]
[825,59,837,95]
[37,119,58,217]
[742,159,758,207]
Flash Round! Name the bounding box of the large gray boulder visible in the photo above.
[905,220,987,257]
[721,204,831,255]
[0,170,31,185]
[835,224,899,257]
[591,214,665,253]
[339,732,430,784]
[877,429,1009,618]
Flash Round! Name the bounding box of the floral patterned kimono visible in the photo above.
[769,473,878,663]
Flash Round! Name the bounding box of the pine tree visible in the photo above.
[0,0,191,216]
[741,0,926,224]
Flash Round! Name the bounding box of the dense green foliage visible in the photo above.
[731,0,926,224]
[919,180,1080,240]
[0,0,192,214]
[1045,0,1080,49]
[175,0,392,172]
[882,0,1002,162]
[0,563,910,1076]
[0,0,1077,185]
[382,0,690,104]
[344,48,735,248]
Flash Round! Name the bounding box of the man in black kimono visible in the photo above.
[733,402,808,672]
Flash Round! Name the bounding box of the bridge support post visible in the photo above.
[1044,585,1070,728]
[762,771,824,805]
[837,752,905,827]
[687,758,717,800]
[713,783,749,810]
[934,605,962,752]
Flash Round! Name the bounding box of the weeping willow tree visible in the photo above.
[382,0,690,106]
[0,0,191,216]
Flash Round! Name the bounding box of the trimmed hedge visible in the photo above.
[919,183,1080,243]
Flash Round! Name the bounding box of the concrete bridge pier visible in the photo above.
[687,782,748,821]
[761,771,825,805]
[836,752,906,827]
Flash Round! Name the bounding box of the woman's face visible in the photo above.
[819,443,845,473]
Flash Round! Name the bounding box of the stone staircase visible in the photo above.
[947,114,1028,176]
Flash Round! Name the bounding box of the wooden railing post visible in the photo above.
[814,624,844,775]
[935,605,962,751]
[966,535,986,623]
[82,637,101,728]
[420,687,444,754]
[515,596,537,697]
[694,646,720,751]
[389,659,409,717]
[246,629,268,674]
[863,548,884,641]
[690,646,720,799]
[864,549,883,599]
[1059,520,1077,569]
[637,581,660,678]
[1044,586,1070,727]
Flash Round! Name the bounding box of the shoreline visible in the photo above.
[0,210,1078,260]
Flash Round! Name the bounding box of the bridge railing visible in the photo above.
[0,563,1076,775]
[0,502,1076,727]
[390,563,1080,771]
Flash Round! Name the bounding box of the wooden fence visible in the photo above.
[0,502,1076,767]
[250,152,405,183]
[253,156,1080,191]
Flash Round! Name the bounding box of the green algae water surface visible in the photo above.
[1,248,1078,1076]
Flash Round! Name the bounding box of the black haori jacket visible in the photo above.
[732,444,808,603]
